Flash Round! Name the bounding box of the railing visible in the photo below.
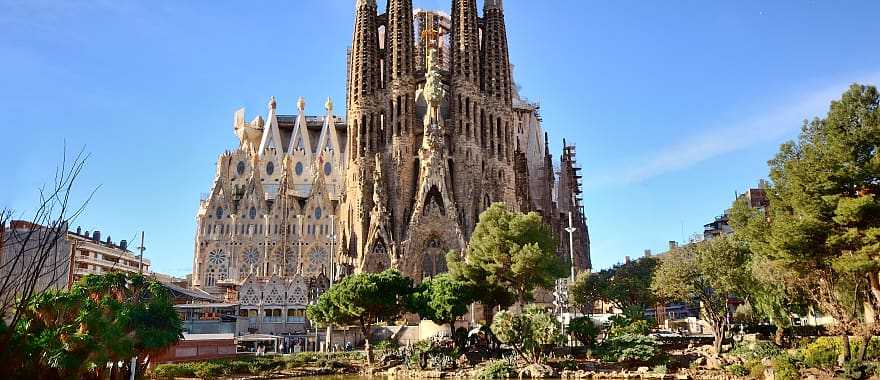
[181,320,237,334]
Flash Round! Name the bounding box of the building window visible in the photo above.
[287,309,305,323]
[295,162,304,176]
[264,309,282,323]
[314,207,322,220]
[266,161,275,175]
[237,161,246,175]
[215,207,224,219]
[249,207,257,219]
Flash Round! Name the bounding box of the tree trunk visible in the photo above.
[483,304,494,326]
[773,324,785,346]
[841,335,852,365]
[712,322,724,356]
[858,335,872,362]
[360,323,373,367]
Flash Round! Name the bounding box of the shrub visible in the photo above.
[292,351,319,364]
[729,341,782,360]
[594,333,662,363]
[222,360,253,375]
[568,317,600,348]
[374,338,398,351]
[802,337,838,369]
[726,363,748,376]
[842,360,870,380]
[771,354,800,380]
[151,363,194,379]
[478,359,514,379]
[192,362,223,380]
[651,364,668,374]
[746,359,765,379]
[607,315,651,337]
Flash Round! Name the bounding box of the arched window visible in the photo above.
[314,207,322,220]
[236,161,245,175]
[266,161,275,175]
[295,162,304,176]
[249,207,257,219]
[215,207,224,219]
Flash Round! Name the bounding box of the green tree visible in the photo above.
[408,273,474,336]
[568,272,607,315]
[306,269,412,366]
[601,257,659,317]
[8,272,182,379]
[568,316,600,349]
[734,84,880,362]
[729,196,808,346]
[491,305,561,363]
[448,203,567,322]
[651,236,749,355]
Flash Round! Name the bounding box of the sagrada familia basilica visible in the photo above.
[191,0,590,326]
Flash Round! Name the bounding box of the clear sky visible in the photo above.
[2,1,880,276]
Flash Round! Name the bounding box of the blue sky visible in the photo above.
[2,1,880,276]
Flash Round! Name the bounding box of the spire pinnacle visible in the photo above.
[324,97,334,113]
[297,96,305,112]
[484,0,502,10]
[268,96,277,110]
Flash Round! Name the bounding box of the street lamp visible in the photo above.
[325,214,337,352]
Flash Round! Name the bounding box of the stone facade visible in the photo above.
[191,0,591,305]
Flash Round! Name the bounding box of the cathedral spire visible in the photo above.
[450,0,480,85]
[347,0,381,109]
[386,0,415,82]
[481,0,512,103]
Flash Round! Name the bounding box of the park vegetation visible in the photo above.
[304,84,880,379]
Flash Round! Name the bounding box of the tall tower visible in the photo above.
[384,0,418,243]
[343,0,383,269]
[480,0,517,210]
[449,0,483,236]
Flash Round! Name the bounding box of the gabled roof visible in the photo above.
[258,97,283,158]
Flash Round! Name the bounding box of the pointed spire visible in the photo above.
[484,0,502,10]
[287,97,314,160]
[481,0,512,103]
[347,0,381,108]
[324,97,333,113]
[258,96,282,157]
[451,0,480,84]
[386,0,415,82]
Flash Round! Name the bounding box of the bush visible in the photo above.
[374,338,398,351]
[607,315,651,337]
[744,359,765,379]
[478,359,514,379]
[651,364,668,374]
[151,363,195,379]
[726,363,748,376]
[291,351,319,364]
[729,341,782,360]
[842,361,870,380]
[222,360,253,375]
[192,362,223,380]
[771,354,800,380]
[568,317,600,348]
[594,333,662,363]
[802,337,838,369]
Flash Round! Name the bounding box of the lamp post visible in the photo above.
[325,214,337,352]
[565,212,577,282]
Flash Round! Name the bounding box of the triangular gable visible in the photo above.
[258,97,283,158]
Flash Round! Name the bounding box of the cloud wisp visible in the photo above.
[590,73,880,188]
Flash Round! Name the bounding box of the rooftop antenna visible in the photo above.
[137,231,146,274]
